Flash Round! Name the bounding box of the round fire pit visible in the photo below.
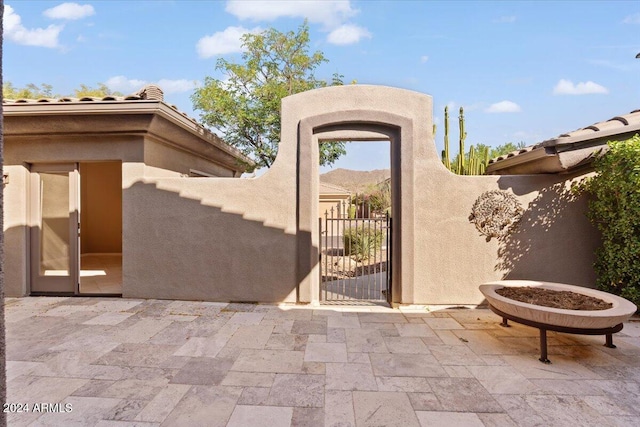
[480,280,637,363]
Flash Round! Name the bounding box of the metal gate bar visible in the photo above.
[320,199,391,303]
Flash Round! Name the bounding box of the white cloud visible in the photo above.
[106,76,147,93]
[494,15,516,23]
[225,0,357,28]
[106,76,198,94]
[622,13,640,24]
[224,0,371,46]
[420,55,429,63]
[485,101,522,113]
[44,3,95,20]
[327,24,371,45]
[156,79,199,94]
[3,5,63,48]
[552,79,609,95]
[196,26,261,58]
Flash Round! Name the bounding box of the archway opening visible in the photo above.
[318,141,392,304]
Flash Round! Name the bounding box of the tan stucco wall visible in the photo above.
[2,138,239,296]
[122,172,298,302]
[144,139,238,178]
[80,162,123,254]
[2,86,600,305]
[122,85,598,305]
[2,134,143,296]
[2,164,30,296]
[319,194,351,220]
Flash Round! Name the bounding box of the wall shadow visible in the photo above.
[122,180,310,303]
[495,178,599,287]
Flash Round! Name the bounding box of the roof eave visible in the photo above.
[485,147,554,174]
[3,100,256,170]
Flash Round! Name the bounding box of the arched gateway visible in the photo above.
[288,86,432,306]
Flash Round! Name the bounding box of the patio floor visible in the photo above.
[4,297,640,426]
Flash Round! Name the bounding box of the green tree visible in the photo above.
[192,22,346,169]
[579,135,640,307]
[3,82,122,99]
[73,83,122,97]
[490,141,526,159]
[3,82,53,99]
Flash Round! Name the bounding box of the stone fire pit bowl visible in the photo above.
[480,280,637,363]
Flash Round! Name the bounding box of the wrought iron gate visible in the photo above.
[319,200,392,303]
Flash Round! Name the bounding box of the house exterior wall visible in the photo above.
[143,138,239,178]
[319,194,351,220]
[125,85,599,305]
[2,111,249,297]
[2,133,144,296]
[3,164,30,297]
[3,86,601,305]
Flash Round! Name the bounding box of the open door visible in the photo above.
[30,164,79,294]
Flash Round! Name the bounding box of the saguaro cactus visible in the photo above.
[439,105,492,175]
[456,107,467,174]
[441,106,451,170]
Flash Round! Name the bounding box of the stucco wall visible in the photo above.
[2,85,600,305]
[2,125,248,296]
[122,85,599,305]
[2,136,143,296]
[2,164,29,296]
[122,168,298,302]
[144,139,238,178]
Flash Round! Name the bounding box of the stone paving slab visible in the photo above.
[4,297,640,426]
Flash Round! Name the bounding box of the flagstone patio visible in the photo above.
[4,297,640,426]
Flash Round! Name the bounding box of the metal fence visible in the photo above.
[319,199,391,303]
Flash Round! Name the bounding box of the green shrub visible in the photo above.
[347,204,357,219]
[343,226,384,261]
[581,134,640,308]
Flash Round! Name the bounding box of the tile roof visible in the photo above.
[319,182,351,194]
[4,84,209,132]
[486,108,640,174]
[3,92,205,130]
[3,85,256,169]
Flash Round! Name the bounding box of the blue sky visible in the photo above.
[4,1,640,173]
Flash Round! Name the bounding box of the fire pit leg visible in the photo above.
[500,317,510,327]
[605,334,616,349]
[539,329,551,364]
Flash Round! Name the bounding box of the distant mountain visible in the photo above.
[319,168,390,194]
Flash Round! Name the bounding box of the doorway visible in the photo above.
[29,162,123,295]
[318,141,392,304]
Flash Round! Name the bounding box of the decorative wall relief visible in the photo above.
[469,190,524,241]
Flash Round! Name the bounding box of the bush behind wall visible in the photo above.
[581,134,640,308]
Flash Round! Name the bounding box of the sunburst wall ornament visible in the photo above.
[469,190,524,241]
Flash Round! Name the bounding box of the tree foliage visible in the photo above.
[490,141,527,159]
[192,22,346,169]
[3,81,122,99]
[73,83,122,97]
[3,82,54,99]
[579,135,640,307]
[343,226,384,261]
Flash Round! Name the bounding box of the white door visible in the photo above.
[30,163,80,294]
